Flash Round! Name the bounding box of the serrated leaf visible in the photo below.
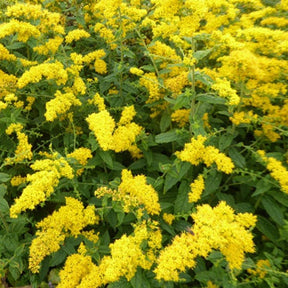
[108,277,132,288]
[196,94,226,105]
[203,171,222,197]
[193,49,212,61]
[228,147,246,169]
[261,196,285,226]
[131,268,151,288]
[0,173,10,183]
[160,112,171,132]
[155,130,178,144]
[257,215,279,243]
[252,178,272,197]
[98,150,113,168]
[218,134,234,151]
[174,180,192,214]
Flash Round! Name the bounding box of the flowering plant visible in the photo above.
[1,0,288,287]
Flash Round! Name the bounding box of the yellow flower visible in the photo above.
[176,135,234,174]
[163,213,175,225]
[65,29,90,44]
[118,169,161,215]
[258,151,288,194]
[58,253,95,288]
[189,174,205,203]
[130,67,144,76]
[171,109,190,127]
[10,154,74,218]
[45,90,81,122]
[211,78,240,105]
[17,61,68,89]
[155,201,256,281]
[5,123,33,164]
[86,110,115,151]
[29,197,99,273]
[33,36,63,55]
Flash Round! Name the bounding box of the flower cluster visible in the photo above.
[29,197,99,273]
[155,201,256,281]
[86,106,143,157]
[9,153,74,218]
[176,135,235,174]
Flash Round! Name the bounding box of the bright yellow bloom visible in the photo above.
[176,135,234,174]
[163,213,175,225]
[17,61,68,89]
[130,67,144,76]
[10,154,74,218]
[67,147,92,175]
[5,123,33,164]
[86,107,142,155]
[33,36,63,55]
[247,259,270,279]
[155,201,256,281]
[58,253,95,288]
[118,169,161,215]
[189,174,205,203]
[211,78,240,105]
[0,19,40,42]
[88,93,106,111]
[65,29,90,44]
[29,197,99,273]
[258,150,288,194]
[10,175,27,187]
[0,44,16,61]
[86,110,115,151]
[45,90,81,121]
[171,109,190,127]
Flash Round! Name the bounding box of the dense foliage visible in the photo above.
[0,0,288,287]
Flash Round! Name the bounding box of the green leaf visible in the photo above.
[160,111,171,132]
[261,196,285,226]
[270,191,288,207]
[128,159,146,170]
[108,277,132,288]
[0,184,7,198]
[256,215,279,243]
[196,94,226,105]
[0,173,10,183]
[218,134,234,151]
[202,170,222,197]
[155,130,178,144]
[228,147,246,169]
[193,49,212,61]
[252,177,272,197]
[131,268,151,288]
[173,93,191,110]
[174,180,192,214]
[98,150,114,169]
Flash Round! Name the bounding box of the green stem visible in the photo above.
[134,28,159,77]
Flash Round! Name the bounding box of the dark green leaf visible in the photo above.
[131,268,151,288]
[193,49,212,61]
[155,130,178,144]
[196,94,226,105]
[202,170,222,197]
[261,196,285,226]
[0,173,10,183]
[98,150,114,169]
[228,147,246,169]
[160,112,171,132]
[174,180,192,214]
[218,134,234,151]
[257,216,279,243]
[252,177,272,197]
